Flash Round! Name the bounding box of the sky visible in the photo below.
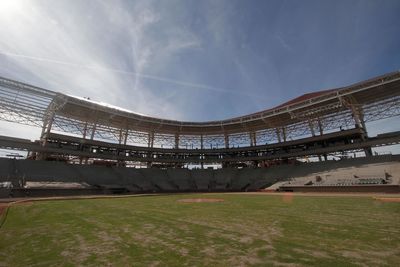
[0,0,400,152]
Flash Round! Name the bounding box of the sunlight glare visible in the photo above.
[0,0,24,16]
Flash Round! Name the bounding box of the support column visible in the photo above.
[317,119,324,161]
[82,122,88,139]
[308,119,316,137]
[90,121,97,140]
[148,132,154,148]
[37,97,66,160]
[116,127,127,167]
[350,105,372,156]
[82,121,97,164]
[175,133,179,149]
[224,133,229,149]
[275,128,282,143]
[121,129,129,165]
[38,108,56,160]
[281,127,287,142]
[123,128,129,145]
[249,132,257,146]
[40,111,55,146]
[224,133,230,168]
[350,105,363,129]
[200,134,204,169]
[309,119,321,161]
[118,128,123,145]
[79,122,89,164]
[147,131,154,168]
[317,119,323,135]
[173,134,180,168]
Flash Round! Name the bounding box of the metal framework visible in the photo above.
[1,71,400,164]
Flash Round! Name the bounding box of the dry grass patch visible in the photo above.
[177,198,225,203]
[374,197,400,203]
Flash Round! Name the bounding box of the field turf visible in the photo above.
[0,193,399,266]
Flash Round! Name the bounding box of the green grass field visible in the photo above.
[0,193,399,266]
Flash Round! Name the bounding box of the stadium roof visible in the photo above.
[54,71,400,134]
[1,71,400,136]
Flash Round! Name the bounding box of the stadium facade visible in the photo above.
[0,71,400,196]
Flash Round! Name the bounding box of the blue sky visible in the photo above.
[0,0,400,143]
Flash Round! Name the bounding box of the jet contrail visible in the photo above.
[0,50,258,98]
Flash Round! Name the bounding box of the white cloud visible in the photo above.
[0,0,208,123]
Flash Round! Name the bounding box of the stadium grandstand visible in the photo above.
[1,71,400,196]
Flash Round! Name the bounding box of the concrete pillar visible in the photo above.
[146,132,154,168]
[275,128,282,143]
[175,133,179,149]
[200,134,204,169]
[123,128,128,145]
[250,132,257,146]
[308,120,316,137]
[82,122,88,139]
[317,119,323,136]
[118,128,123,145]
[282,127,287,142]
[81,121,96,164]
[351,105,364,129]
[318,120,328,161]
[224,134,229,148]
[90,122,97,140]
[148,132,154,148]
[79,122,89,164]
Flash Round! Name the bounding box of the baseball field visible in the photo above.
[0,193,399,266]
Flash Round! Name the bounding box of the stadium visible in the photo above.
[1,1,400,266]
[0,71,400,196]
[1,72,400,265]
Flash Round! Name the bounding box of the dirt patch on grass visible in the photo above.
[0,201,33,215]
[0,203,8,216]
[178,198,225,203]
[15,201,33,206]
[374,197,400,203]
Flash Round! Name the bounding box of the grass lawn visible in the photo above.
[0,193,399,266]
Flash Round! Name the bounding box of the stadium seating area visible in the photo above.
[276,156,400,191]
[0,154,399,197]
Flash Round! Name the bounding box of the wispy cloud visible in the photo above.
[0,50,256,98]
[275,35,292,51]
[0,0,399,140]
[0,0,263,122]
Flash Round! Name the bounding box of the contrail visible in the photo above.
[0,50,257,97]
